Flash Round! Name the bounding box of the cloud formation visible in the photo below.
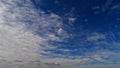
[1,0,120,68]
[0,0,71,67]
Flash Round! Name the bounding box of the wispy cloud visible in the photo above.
[87,32,106,41]
[0,0,72,67]
[1,0,120,68]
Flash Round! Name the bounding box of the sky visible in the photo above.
[0,0,120,68]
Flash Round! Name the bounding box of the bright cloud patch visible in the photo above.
[0,0,69,67]
[0,0,44,62]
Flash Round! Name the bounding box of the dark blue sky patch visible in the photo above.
[31,0,120,64]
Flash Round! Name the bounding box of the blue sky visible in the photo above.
[34,0,120,32]
[29,0,120,64]
[0,0,120,68]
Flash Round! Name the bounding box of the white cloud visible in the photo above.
[0,0,48,62]
[68,17,76,23]
[87,32,106,41]
[1,0,120,68]
[65,64,120,68]
[0,0,76,68]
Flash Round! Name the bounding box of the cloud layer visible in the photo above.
[1,0,120,68]
[0,0,69,67]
